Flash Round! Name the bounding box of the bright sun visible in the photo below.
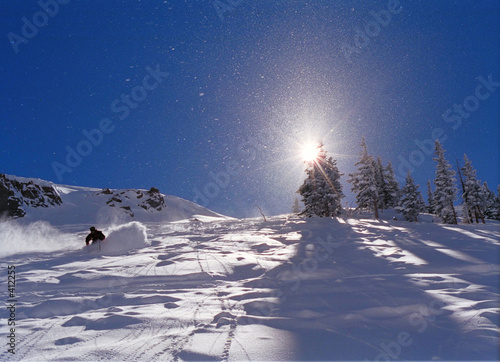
[301,143,320,162]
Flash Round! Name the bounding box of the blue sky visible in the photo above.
[1,0,498,218]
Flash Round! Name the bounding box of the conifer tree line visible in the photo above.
[296,137,500,224]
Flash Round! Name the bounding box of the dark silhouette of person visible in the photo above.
[85,226,106,246]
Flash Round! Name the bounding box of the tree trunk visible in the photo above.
[257,206,267,222]
[475,205,485,224]
[373,198,379,219]
[450,201,458,224]
[456,159,473,223]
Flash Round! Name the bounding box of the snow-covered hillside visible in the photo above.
[0,174,226,226]
[1,212,498,361]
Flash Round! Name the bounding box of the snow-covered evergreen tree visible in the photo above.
[298,142,344,217]
[461,203,472,224]
[348,137,379,218]
[396,171,423,222]
[495,185,500,220]
[383,161,400,208]
[433,140,458,224]
[493,185,500,220]
[481,182,500,220]
[373,157,387,210]
[417,191,426,213]
[460,154,485,223]
[426,180,435,214]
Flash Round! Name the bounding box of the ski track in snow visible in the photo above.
[0,215,499,361]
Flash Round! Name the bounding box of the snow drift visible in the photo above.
[90,222,150,255]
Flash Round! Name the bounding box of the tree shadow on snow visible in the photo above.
[254,217,498,361]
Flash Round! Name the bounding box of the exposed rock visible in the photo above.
[0,175,210,221]
[0,174,62,218]
[120,206,134,217]
[139,187,165,211]
[97,187,167,215]
[0,180,24,218]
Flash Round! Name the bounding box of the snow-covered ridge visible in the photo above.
[0,174,227,225]
[0,174,63,218]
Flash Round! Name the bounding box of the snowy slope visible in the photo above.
[1,213,499,361]
[0,174,227,226]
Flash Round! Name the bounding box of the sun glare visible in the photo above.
[301,143,319,162]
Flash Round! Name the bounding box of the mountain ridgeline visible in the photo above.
[0,174,225,225]
[0,174,63,218]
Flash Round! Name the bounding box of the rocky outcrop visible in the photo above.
[0,178,24,218]
[139,187,166,211]
[94,186,166,217]
[0,174,63,218]
[0,174,213,222]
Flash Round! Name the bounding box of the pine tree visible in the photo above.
[396,172,423,222]
[426,180,435,214]
[494,185,500,220]
[495,185,500,220]
[298,142,344,217]
[417,191,426,213]
[348,137,379,218]
[456,159,472,223]
[481,182,500,220]
[460,155,485,223]
[373,157,387,210]
[383,161,400,208]
[433,140,458,224]
[292,196,300,214]
[461,203,472,224]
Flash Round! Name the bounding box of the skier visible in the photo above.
[85,226,106,246]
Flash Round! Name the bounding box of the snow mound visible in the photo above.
[0,219,78,257]
[95,222,150,255]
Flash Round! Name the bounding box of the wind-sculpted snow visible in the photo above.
[1,215,499,361]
